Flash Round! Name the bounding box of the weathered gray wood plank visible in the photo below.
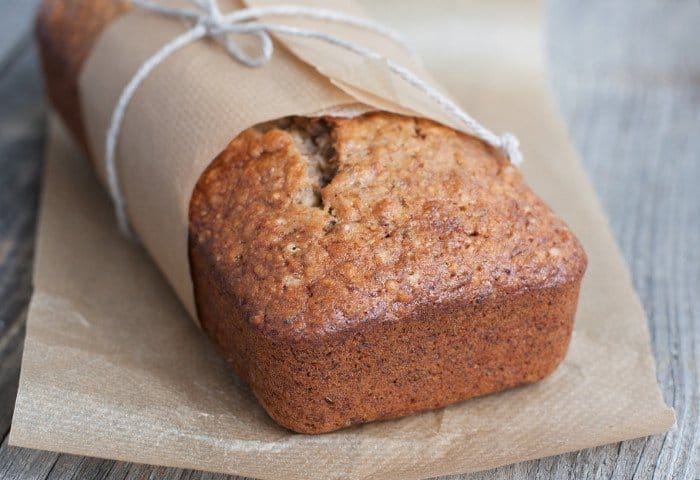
[0,315,25,440]
[0,0,697,479]
[0,39,45,341]
[0,0,42,66]
[543,2,699,479]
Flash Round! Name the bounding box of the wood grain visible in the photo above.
[0,0,696,478]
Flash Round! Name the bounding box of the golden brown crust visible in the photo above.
[188,114,586,432]
[37,0,587,434]
[193,258,581,433]
[35,0,129,149]
[190,114,586,339]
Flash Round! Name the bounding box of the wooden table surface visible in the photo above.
[0,0,697,478]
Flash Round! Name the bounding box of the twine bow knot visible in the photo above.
[138,0,277,66]
[106,0,523,234]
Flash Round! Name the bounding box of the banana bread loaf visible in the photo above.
[36,0,587,434]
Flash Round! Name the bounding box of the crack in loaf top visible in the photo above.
[189,112,586,340]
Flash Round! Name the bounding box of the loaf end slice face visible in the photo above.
[190,112,587,434]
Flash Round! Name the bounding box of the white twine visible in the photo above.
[106,0,523,235]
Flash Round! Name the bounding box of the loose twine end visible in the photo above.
[499,133,523,166]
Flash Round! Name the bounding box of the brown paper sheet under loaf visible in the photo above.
[36,0,587,433]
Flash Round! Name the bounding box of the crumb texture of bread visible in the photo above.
[189,113,587,433]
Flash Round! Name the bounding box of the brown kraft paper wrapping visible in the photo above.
[9,0,674,478]
[79,0,457,319]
